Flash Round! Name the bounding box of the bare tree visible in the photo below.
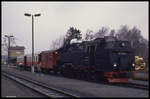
[116,25,148,68]
[94,27,109,38]
[116,25,129,40]
[109,29,115,37]
[84,29,94,41]
[50,35,65,50]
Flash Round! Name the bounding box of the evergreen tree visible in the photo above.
[64,27,82,46]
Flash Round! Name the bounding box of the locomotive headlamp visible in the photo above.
[132,63,135,67]
[121,42,125,47]
[55,52,58,54]
[113,63,117,67]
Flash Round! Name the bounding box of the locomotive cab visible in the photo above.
[93,36,135,82]
[107,41,135,71]
[94,37,135,71]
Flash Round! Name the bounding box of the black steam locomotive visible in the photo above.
[54,36,135,83]
[16,36,135,83]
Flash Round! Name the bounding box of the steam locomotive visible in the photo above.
[17,36,135,83]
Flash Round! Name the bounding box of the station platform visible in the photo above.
[2,65,148,97]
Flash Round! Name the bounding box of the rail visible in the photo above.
[2,71,80,98]
[109,82,149,90]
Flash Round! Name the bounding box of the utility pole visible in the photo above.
[4,35,14,67]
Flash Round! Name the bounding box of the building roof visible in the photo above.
[9,46,25,50]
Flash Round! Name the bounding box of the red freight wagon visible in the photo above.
[40,50,61,70]
[25,52,40,68]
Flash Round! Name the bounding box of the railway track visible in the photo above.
[2,71,80,98]
[109,82,149,91]
[125,82,148,90]
[2,67,148,95]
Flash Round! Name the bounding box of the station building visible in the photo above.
[9,46,25,65]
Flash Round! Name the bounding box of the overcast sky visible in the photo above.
[2,2,149,54]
